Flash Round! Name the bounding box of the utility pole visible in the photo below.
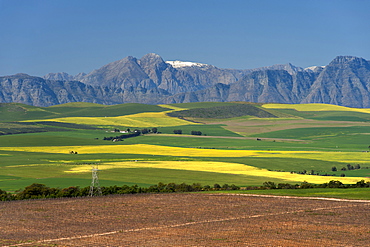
[89,165,102,196]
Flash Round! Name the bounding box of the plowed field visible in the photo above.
[1,193,370,246]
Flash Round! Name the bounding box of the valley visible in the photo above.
[0,101,369,193]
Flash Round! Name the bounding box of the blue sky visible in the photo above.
[1,0,369,76]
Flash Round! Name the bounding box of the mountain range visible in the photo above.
[1,53,370,108]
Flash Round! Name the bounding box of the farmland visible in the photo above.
[0,101,370,192]
[1,193,369,246]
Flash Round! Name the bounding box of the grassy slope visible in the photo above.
[48,102,171,117]
[167,103,277,119]
[0,102,170,122]
[169,102,240,109]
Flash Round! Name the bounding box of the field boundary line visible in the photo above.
[3,200,362,247]
[224,193,370,203]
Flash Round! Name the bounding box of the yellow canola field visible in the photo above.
[24,112,198,127]
[0,144,258,157]
[1,144,370,164]
[65,160,368,184]
[262,103,370,114]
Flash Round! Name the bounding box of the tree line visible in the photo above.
[173,130,203,135]
[1,180,370,201]
[103,131,140,141]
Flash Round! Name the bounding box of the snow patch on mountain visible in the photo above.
[166,60,210,68]
[304,66,326,72]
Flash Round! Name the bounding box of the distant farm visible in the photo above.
[0,101,370,192]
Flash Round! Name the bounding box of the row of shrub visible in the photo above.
[283,164,368,177]
[260,180,370,189]
[103,131,140,141]
[0,182,239,201]
[173,130,204,135]
[1,180,369,201]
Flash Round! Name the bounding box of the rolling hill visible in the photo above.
[0,102,369,192]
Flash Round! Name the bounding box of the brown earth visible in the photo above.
[1,193,370,247]
[155,133,308,143]
[196,118,370,136]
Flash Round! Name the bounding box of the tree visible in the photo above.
[278,183,297,189]
[327,180,343,188]
[263,181,276,189]
[173,129,182,134]
[17,183,56,199]
[152,128,158,133]
[222,184,230,190]
[203,185,211,190]
[331,166,337,172]
[177,183,193,192]
[58,186,81,197]
[165,183,177,192]
[355,180,367,188]
[230,184,240,190]
[141,128,149,134]
[191,130,202,135]
[0,189,14,201]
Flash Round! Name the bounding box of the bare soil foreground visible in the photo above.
[1,193,370,247]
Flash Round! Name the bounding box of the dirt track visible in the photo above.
[1,193,369,246]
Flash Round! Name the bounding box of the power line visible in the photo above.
[89,165,102,196]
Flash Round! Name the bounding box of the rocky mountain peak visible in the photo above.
[138,53,168,68]
[329,56,368,67]
[44,72,73,81]
[141,53,162,59]
[246,63,304,76]
[2,54,370,108]
[281,63,302,75]
[11,73,32,78]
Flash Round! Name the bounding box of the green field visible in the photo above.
[0,102,370,195]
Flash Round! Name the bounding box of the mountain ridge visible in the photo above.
[1,54,370,107]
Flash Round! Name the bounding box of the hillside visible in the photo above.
[167,103,277,119]
[0,102,170,122]
[0,102,174,134]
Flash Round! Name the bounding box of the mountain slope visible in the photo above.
[75,53,248,95]
[166,56,370,107]
[2,54,370,107]
[302,56,370,107]
[0,73,174,106]
[166,69,317,104]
